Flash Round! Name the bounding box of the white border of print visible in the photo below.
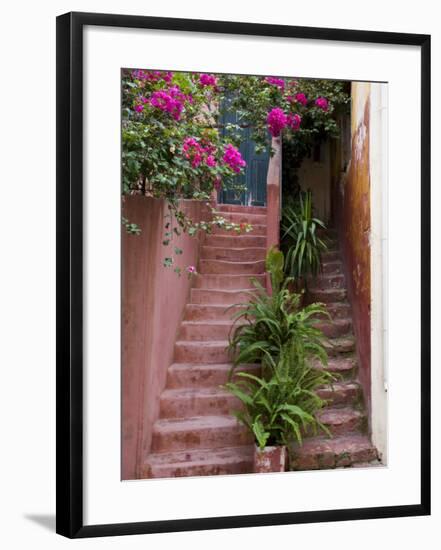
[83,25,420,526]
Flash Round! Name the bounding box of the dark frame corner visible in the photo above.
[56,11,431,538]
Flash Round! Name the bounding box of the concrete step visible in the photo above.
[213,224,266,236]
[174,340,230,363]
[321,302,352,320]
[314,355,358,380]
[214,211,267,225]
[166,363,260,389]
[184,304,242,322]
[319,227,338,239]
[200,246,266,262]
[179,320,239,341]
[323,336,356,355]
[309,273,345,290]
[142,445,254,478]
[160,387,242,418]
[190,288,256,305]
[199,259,265,275]
[204,234,266,248]
[316,381,361,407]
[308,287,347,303]
[194,273,265,290]
[321,260,343,275]
[314,318,352,338]
[316,406,367,436]
[290,434,377,470]
[216,204,267,214]
[321,250,341,262]
[151,415,253,452]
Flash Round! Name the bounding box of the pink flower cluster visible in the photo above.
[286,92,308,106]
[199,73,217,87]
[222,144,246,173]
[182,137,217,168]
[133,96,149,113]
[287,113,302,130]
[294,92,308,106]
[267,107,302,137]
[267,108,287,137]
[132,70,173,83]
[315,97,329,111]
[265,77,285,90]
[149,85,190,120]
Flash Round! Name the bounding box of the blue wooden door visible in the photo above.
[219,99,270,206]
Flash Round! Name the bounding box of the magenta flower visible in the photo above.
[150,89,185,120]
[223,144,246,173]
[134,104,144,113]
[183,137,202,167]
[186,265,197,275]
[206,155,217,167]
[182,137,217,168]
[265,77,285,90]
[132,70,173,82]
[315,97,329,111]
[199,73,217,87]
[287,113,302,131]
[267,107,287,137]
[294,92,308,106]
[150,90,172,110]
[192,154,203,168]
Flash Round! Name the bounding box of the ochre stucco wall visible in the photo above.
[121,196,210,479]
[335,83,372,418]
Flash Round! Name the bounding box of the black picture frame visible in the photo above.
[56,11,431,538]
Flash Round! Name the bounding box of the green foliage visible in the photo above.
[265,246,284,293]
[220,76,350,157]
[121,217,141,235]
[281,190,328,280]
[122,71,244,199]
[224,339,334,449]
[122,71,349,202]
[225,248,334,448]
[228,249,329,373]
[121,70,348,274]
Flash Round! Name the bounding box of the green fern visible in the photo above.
[224,339,335,449]
[227,276,329,374]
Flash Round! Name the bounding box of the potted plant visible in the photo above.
[224,339,334,473]
[224,248,335,473]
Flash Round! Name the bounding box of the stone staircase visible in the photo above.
[142,204,265,478]
[142,210,378,478]
[290,233,378,470]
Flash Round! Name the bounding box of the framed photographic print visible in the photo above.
[56,11,431,538]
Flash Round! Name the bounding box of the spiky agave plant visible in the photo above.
[281,190,328,281]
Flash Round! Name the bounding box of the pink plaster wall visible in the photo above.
[122,196,211,480]
[266,137,282,292]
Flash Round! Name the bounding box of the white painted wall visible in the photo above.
[369,82,389,463]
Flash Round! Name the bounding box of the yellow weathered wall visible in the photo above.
[336,82,372,416]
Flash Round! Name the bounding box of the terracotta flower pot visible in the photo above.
[253,445,288,473]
